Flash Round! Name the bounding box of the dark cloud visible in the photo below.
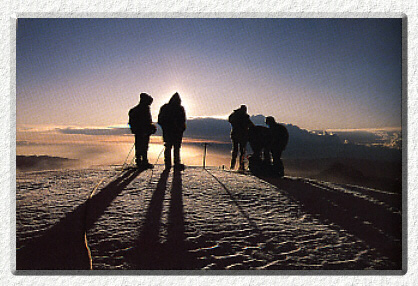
[56,127,131,136]
[324,129,402,148]
[283,124,400,162]
[325,130,383,144]
[184,117,231,142]
[16,140,34,146]
[183,115,401,162]
[16,155,77,171]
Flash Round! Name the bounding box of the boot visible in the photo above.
[142,161,154,169]
[174,163,185,171]
[230,158,236,170]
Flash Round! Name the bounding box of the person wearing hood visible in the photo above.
[128,92,156,169]
[157,92,186,170]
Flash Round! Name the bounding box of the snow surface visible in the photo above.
[16,165,402,270]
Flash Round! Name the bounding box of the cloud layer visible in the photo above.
[51,115,401,163]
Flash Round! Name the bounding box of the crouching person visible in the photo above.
[248,124,271,175]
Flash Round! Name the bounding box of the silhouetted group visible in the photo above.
[229,105,289,177]
[129,94,288,177]
[129,92,186,171]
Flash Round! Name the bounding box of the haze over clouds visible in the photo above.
[17,115,401,172]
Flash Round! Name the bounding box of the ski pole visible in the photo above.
[121,143,135,170]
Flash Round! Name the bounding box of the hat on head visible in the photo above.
[169,92,181,104]
[140,92,151,99]
[140,92,153,104]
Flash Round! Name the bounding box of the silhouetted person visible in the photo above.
[248,124,272,174]
[228,105,252,171]
[158,92,186,170]
[128,93,156,169]
[265,116,289,177]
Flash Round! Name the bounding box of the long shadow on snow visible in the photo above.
[205,169,263,237]
[16,168,141,270]
[256,175,402,269]
[126,169,199,269]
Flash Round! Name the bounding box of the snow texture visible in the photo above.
[2,1,418,286]
[16,166,402,271]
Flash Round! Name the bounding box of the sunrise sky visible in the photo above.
[16,18,403,167]
[17,18,402,130]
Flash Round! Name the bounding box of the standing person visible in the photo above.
[265,116,289,177]
[128,92,156,169]
[158,92,186,171]
[228,105,252,171]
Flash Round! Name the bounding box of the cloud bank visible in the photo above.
[51,115,401,162]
